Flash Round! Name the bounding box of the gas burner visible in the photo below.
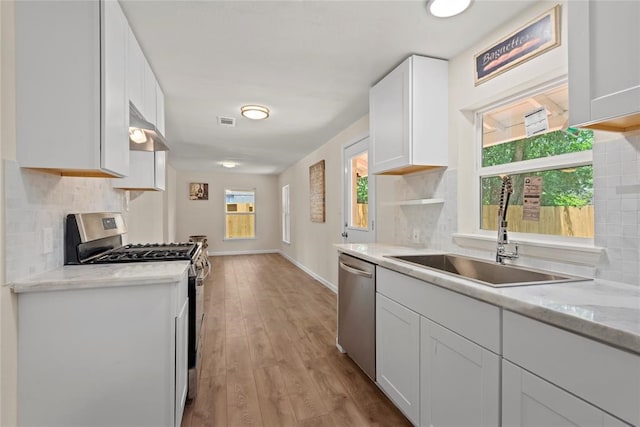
[88,243,198,264]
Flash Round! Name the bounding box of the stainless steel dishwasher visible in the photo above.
[337,253,376,380]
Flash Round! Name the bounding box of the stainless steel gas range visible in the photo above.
[64,212,209,400]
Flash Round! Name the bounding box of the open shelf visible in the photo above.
[381,198,445,206]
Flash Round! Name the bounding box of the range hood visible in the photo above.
[129,103,169,152]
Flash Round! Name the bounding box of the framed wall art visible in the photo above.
[309,160,325,223]
[474,5,561,85]
[189,182,209,200]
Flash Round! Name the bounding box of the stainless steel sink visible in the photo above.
[386,254,590,287]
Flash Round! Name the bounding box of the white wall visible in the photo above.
[278,115,368,291]
[175,170,279,254]
[0,1,15,424]
[126,190,165,243]
[164,164,177,242]
[125,161,178,244]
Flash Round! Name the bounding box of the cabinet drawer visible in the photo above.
[503,311,640,426]
[377,267,500,353]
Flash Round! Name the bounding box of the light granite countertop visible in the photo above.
[9,261,191,293]
[336,243,640,355]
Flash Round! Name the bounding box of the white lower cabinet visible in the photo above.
[376,293,420,425]
[502,360,629,427]
[420,318,500,427]
[18,271,188,427]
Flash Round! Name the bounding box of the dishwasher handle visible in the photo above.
[339,261,373,278]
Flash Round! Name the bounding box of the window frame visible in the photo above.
[282,184,290,244]
[223,188,257,241]
[473,79,594,246]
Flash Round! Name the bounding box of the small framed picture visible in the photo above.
[189,182,209,200]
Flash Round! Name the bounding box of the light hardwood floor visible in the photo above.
[181,253,411,427]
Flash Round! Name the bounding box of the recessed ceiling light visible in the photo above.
[221,161,237,168]
[428,0,472,18]
[240,105,270,120]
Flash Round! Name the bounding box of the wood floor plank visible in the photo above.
[254,365,298,427]
[226,372,264,427]
[325,351,382,409]
[225,335,254,378]
[298,414,335,427]
[188,374,228,427]
[201,328,226,379]
[278,351,328,421]
[245,325,278,369]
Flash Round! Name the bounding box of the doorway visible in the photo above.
[342,137,375,243]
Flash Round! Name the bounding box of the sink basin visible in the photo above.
[386,254,590,287]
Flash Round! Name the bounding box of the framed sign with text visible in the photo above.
[474,5,561,85]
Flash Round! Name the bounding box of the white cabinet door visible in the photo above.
[15,0,129,177]
[175,298,188,427]
[376,293,420,425]
[143,58,157,123]
[420,318,499,427]
[112,150,165,191]
[156,82,166,136]
[369,55,448,175]
[127,27,144,112]
[155,150,167,191]
[502,360,630,427]
[101,0,130,177]
[569,1,640,130]
[370,58,411,174]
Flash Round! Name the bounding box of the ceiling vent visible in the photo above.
[217,116,236,127]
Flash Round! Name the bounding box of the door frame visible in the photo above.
[341,133,375,243]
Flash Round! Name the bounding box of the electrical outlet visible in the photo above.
[43,227,53,254]
[412,229,420,243]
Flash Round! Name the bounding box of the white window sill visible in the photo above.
[452,233,605,266]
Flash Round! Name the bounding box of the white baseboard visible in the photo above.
[278,251,338,294]
[207,249,280,256]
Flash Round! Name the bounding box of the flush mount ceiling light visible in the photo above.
[240,105,270,120]
[221,161,237,168]
[428,0,472,17]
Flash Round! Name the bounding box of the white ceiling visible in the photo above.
[119,0,539,175]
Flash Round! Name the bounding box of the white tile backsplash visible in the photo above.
[594,133,640,285]
[4,160,125,282]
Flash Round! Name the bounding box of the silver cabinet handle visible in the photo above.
[339,261,373,278]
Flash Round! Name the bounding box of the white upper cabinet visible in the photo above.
[127,29,160,126]
[143,58,158,124]
[115,17,167,191]
[127,28,145,113]
[16,0,129,178]
[156,82,166,136]
[113,151,166,191]
[370,55,448,175]
[569,0,640,132]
